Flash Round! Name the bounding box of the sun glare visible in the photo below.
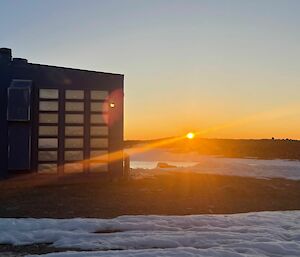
[186,132,195,139]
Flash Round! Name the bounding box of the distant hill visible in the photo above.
[125,138,300,160]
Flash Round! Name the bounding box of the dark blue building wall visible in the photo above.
[0,61,11,178]
[0,48,124,178]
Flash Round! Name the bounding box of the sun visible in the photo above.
[186,132,195,139]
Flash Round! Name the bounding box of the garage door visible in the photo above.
[37,88,109,174]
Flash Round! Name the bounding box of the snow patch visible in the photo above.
[0,211,299,256]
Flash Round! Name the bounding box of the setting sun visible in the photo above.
[186,132,195,139]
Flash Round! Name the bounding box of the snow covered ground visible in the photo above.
[0,211,299,256]
[129,149,300,180]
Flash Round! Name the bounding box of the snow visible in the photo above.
[26,247,295,257]
[0,211,299,256]
[129,149,300,180]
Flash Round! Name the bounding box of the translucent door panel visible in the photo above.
[37,88,110,174]
[38,89,59,174]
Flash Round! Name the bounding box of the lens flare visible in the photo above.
[186,132,195,139]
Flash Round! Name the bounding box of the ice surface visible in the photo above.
[130,149,300,180]
[0,211,299,256]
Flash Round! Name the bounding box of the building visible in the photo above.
[0,48,125,178]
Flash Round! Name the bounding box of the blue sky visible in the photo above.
[1,0,300,139]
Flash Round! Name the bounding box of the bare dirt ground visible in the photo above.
[0,244,78,257]
[0,172,299,218]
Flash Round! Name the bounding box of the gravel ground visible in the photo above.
[0,172,299,218]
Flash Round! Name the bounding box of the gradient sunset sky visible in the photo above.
[1,0,300,140]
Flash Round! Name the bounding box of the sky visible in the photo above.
[1,0,300,140]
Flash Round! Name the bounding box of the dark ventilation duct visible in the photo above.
[0,48,12,65]
[13,58,28,65]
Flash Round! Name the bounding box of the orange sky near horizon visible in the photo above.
[125,97,300,140]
